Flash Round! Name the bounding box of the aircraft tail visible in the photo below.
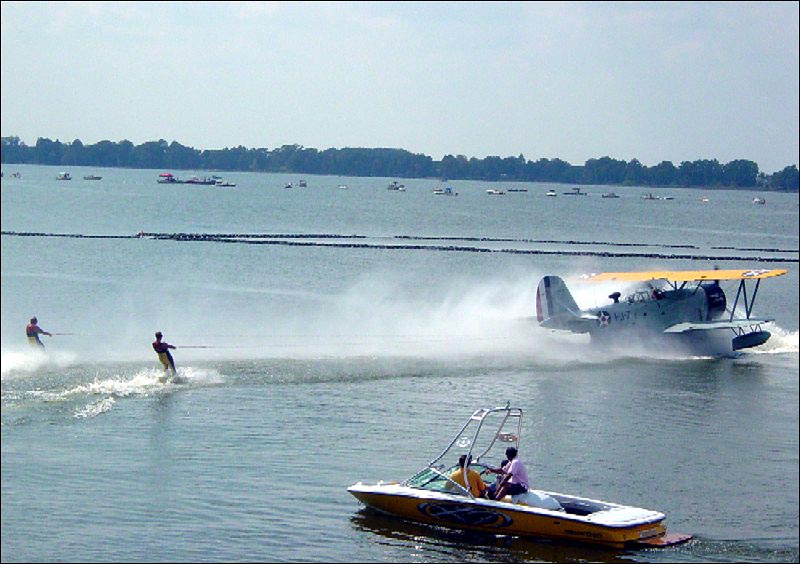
[536,276,591,332]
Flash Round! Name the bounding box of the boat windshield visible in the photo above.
[406,462,496,496]
[406,467,454,492]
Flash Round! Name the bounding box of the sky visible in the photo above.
[1,1,798,173]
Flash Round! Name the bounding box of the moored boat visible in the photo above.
[157,172,180,184]
[563,187,587,195]
[433,186,458,196]
[184,175,217,185]
[348,404,691,549]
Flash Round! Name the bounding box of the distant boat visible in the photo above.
[298,179,307,187]
[387,181,405,191]
[601,192,619,198]
[563,187,587,196]
[752,196,766,204]
[433,186,458,196]
[284,183,293,189]
[83,174,102,180]
[56,172,71,180]
[184,176,217,185]
[699,197,710,203]
[337,184,349,190]
[642,192,673,201]
[486,189,505,195]
[507,188,528,192]
[157,172,179,184]
[215,180,236,187]
[546,189,557,197]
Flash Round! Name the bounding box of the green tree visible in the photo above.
[770,165,799,191]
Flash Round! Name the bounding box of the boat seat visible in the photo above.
[512,490,565,511]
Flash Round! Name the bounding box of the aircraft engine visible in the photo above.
[701,282,727,319]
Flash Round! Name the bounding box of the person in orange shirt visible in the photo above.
[448,454,488,498]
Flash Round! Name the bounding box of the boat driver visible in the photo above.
[486,447,529,501]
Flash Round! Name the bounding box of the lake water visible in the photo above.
[1,164,798,562]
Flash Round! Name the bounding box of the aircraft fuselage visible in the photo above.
[586,288,710,339]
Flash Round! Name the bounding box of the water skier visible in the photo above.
[26,317,52,348]
[152,331,177,376]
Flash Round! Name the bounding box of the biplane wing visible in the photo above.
[579,269,787,283]
[664,318,773,333]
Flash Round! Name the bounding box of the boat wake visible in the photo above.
[2,364,225,423]
[747,328,799,355]
[1,349,78,379]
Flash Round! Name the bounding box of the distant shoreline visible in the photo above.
[1,136,797,192]
[3,161,799,193]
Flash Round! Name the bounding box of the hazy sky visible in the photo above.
[1,1,798,173]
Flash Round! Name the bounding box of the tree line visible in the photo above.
[1,136,797,190]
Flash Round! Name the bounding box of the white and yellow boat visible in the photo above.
[348,405,691,548]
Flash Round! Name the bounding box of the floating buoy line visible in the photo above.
[2,231,797,263]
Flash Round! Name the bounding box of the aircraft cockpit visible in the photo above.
[624,285,665,304]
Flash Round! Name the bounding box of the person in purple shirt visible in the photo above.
[487,447,529,500]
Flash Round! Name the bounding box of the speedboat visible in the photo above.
[752,197,766,204]
[56,172,71,180]
[348,404,691,548]
[545,189,557,197]
[486,189,505,195]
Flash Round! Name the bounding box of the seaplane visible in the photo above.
[535,268,788,357]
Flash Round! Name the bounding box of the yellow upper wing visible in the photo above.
[579,269,787,283]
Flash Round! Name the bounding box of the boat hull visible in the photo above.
[348,483,677,548]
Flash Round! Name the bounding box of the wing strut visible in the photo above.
[729,278,762,321]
